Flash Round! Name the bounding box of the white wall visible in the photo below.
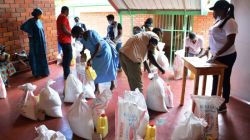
[231,0,250,102]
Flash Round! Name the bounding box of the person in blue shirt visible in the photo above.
[20,8,49,77]
[71,26,118,94]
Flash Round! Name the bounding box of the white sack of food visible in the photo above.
[34,124,66,140]
[172,111,207,140]
[91,89,112,127]
[173,50,185,80]
[165,84,174,108]
[146,74,168,112]
[156,51,169,71]
[115,89,149,140]
[67,94,94,139]
[64,74,83,103]
[19,83,39,120]
[39,80,62,117]
[0,75,7,98]
[82,81,96,99]
[191,95,225,140]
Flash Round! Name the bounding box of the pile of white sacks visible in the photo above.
[10,42,224,140]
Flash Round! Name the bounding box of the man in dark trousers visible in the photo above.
[56,6,72,80]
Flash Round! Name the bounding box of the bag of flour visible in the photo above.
[91,89,112,127]
[191,95,225,140]
[156,51,169,71]
[172,111,207,140]
[67,94,94,139]
[173,50,185,80]
[146,74,168,112]
[0,75,7,98]
[64,74,83,103]
[165,84,174,108]
[39,80,62,117]
[116,89,149,140]
[34,125,66,140]
[19,83,39,120]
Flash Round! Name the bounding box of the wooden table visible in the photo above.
[180,57,227,111]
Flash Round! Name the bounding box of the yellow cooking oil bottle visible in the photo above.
[96,114,108,138]
[145,123,156,140]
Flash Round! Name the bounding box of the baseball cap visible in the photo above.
[209,0,230,10]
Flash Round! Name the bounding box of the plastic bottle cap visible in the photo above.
[149,122,155,127]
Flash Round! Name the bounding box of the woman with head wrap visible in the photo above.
[21,8,49,77]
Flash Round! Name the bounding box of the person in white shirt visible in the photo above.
[119,28,165,92]
[208,0,238,112]
[185,32,204,57]
[74,17,86,31]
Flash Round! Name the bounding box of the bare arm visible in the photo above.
[113,28,122,43]
[143,61,151,73]
[148,50,165,74]
[61,24,71,36]
[185,47,189,57]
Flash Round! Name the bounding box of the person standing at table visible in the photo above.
[56,6,72,80]
[21,8,49,78]
[208,0,238,112]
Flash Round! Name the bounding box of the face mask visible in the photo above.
[108,20,112,25]
[38,15,43,19]
[216,16,221,21]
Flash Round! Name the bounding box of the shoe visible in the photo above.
[218,103,227,113]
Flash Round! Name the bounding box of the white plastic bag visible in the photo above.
[91,89,112,127]
[173,50,184,80]
[19,83,38,120]
[165,84,174,108]
[34,125,66,140]
[56,54,62,65]
[76,63,86,83]
[172,112,207,140]
[0,75,7,98]
[76,63,96,99]
[156,51,169,71]
[82,81,96,99]
[67,94,94,139]
[191,95,225,140]
[116,89,149,140]
[146,74,168,112]
[39,80,63,118]
[64,74,83,103]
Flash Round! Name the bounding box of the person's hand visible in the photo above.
[159,68,165,74]
[207,55,217,63]
[87,59,92,66]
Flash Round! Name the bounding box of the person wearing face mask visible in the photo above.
[141,18,153,31]
[74,17,87,31]
[106,14,123,72]
[119,28,165,93]
[20,8,50,78]
[71,26,118,94]
[185,32,204,57]
[208,0,238,112]
[56,6,72,80]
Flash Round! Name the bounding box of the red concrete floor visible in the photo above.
[0,64,250,140]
